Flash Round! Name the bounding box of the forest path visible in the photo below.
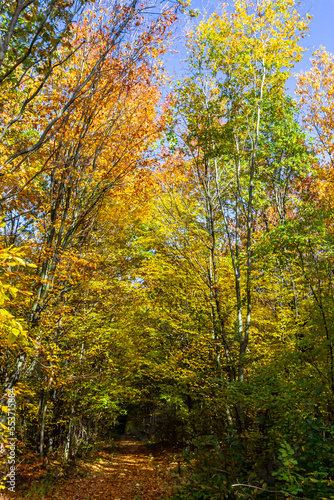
[45,437,178,500]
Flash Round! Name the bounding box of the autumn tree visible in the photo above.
[0,0,176,203]
[167,0,310,403]
[147,1,334,497]
[0,0,177,467]
[290,49,334,396]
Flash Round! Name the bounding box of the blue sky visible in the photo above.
[166,0,334,95]
[302,0,334,54]
[292,0,334,90]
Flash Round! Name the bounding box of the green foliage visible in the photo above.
[0,0,88,84]
[273,419,334,500]
[171,436,230,500]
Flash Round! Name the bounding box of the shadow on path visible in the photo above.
[44,437,178,500]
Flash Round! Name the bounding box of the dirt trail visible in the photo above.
[43,437,178,500]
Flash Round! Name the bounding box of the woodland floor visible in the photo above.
[4,437,180,500]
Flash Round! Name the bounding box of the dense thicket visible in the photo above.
[1,1,334,499]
